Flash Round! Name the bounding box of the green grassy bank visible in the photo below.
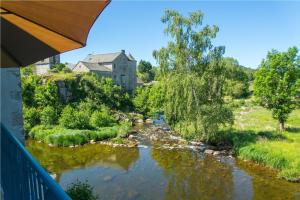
[28,122,131,147]
[232,105,300,182]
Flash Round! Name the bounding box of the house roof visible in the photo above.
[83,51,136,63]
[83,52,121,63]
[65,63,76,70]
[79,61,111,72]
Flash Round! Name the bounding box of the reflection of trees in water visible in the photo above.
[236,160,300,200]
[26,140,139,179]
[152,148,234,200]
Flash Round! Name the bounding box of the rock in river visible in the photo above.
[204,149,214,154]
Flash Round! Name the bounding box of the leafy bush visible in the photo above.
[28,125,56,142]
[34,80,59,108]
[90,107,116,128]
[59,106,76,128]
[40,106,58,125]
[28,125,123,146]
[23,107,40,133]
[88,127,118,141]
[117,121,132,138]
[66,180,98,200]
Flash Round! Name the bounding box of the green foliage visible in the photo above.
[254,47,300,130]
[28,125,120,146]
[90,107,117,128]
[49,64,67,72]
[40,106,58,126]
[66,180,98,200]
[59,106,75,128]
[151,9,233,141]
[79,74,132,110]
[23,107,40,134]
[137,60,156,82]
[21,65,36,77]
[133,82,165,117]
[117,121,132,138]
[21,75,41,107]
[223,57,252,98]
[34,80,59,108]
[133,86,151,115]
[59,104,91,130]
[233,106,300,181]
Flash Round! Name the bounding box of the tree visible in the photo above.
[137,60,155,82]
[152,9,233,141]
[223,57,251,98]
[254,47,300,131]
[138,60,152,73]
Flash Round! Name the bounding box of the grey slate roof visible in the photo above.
[80,61,111,72]
[83,51,136,63]
[83,52,121,63]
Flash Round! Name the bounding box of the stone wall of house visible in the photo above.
[112,52,136,92]
[35,55,60,75]
[0,68,24,143]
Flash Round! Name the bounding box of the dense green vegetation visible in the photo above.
[254,47,300,131]
[132,10,300,181]
[137,60,157,83]
[66,180,98,200]
[232,105,300,182]
[21,67,132,145]
[151,9,234,142]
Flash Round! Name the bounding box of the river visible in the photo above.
[26,133,300,200]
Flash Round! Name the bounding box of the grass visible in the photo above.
[232,105,300,182]
[28,122,131,147]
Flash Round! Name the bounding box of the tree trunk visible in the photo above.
[279,120,285,131]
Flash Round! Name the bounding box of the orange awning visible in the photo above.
[0,0,110,67]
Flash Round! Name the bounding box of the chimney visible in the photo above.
[121,49,125,54]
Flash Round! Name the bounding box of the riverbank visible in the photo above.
[124,106,300,182]
[27,122,131,147]
[232,106,300,182]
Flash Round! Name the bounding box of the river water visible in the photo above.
[26,137,300,200]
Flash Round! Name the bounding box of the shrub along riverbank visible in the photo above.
[231,105,300,182]
[21,68,134,146]
[28,122,131,147]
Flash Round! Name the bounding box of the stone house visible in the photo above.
[35,55,60,75]
[73,50,137,91]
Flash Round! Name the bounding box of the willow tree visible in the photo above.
[254,47,300,131]
[153,10,233,141]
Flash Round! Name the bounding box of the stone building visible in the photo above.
[73,50,137,91]
[35,55,60,75]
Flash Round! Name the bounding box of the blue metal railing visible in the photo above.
[1,124,71,200]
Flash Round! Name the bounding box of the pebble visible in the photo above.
[204,149,214,154]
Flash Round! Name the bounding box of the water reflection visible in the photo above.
[235,160,300,200]
[152,148,234,200]
[26,140,300,200]
[26,140,140,181]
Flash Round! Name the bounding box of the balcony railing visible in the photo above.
[1,124,71,200]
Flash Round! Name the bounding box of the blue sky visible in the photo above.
[61,1,300,69]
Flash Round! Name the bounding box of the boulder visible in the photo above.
[204,149,214,154]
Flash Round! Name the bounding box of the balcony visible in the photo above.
[1,124,71,200]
